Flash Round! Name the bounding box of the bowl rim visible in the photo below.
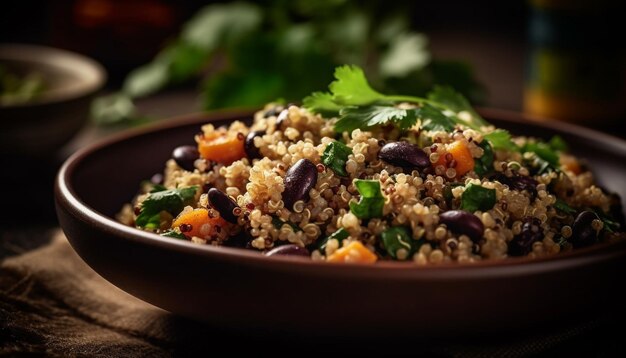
[0,43,107,108]
[55,108,626,279]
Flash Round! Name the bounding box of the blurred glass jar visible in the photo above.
[525,0,626,123]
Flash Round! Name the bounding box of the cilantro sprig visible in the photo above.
[304,65,488,133]
[136,186,198,229]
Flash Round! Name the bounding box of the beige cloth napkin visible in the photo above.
[0,230,622,357]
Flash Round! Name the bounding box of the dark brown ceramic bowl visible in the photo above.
[55,109,626,337]
[0,44,106,158]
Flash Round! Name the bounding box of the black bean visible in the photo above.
[571,211,600,248]
[172,145,199,171]
[439,210,484,242]
[378,142,430,169]
[282,159,318,210]
[265,244,310,257]
[491,173,538,199]
[244,130,265,159]
[275,109,289,128]
[263,106,283,118]
[207,188,239,223]
[509,217,543,256]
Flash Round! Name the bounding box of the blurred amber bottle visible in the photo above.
[525,0,626,123]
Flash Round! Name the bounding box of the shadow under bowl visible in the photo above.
[55,109,626,337]
[0,44,106,158]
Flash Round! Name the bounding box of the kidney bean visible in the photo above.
[207,188,239,223]
[244,130,265,159]
[282,159,318,210]
[172,145,199,171]
[439,210,485,242]
[378,142,430,169]
[509,217,543,256]
[571,211,600,248]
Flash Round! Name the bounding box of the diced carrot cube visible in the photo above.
[172,208,226,239]
[327,241,378,263]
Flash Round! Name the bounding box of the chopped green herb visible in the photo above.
[161,230,188,240]
[335,105,418,132]
[554,199,576,215]
[460,183,496,213]
[136,186,198,228]
[150,184,167,193]
[426,85,489,128]
[271,216,301,232]
[349,179,384,219]
[524,141,560,168]
[418,104,457,132]
[381,226,421,260]
[483,130,518,152]
[549,135,568,152]
[304,65,490,134]
[322,141,352,177]
[318,228,349,253]
[474,141,494,176]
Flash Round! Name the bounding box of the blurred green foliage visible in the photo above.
[92,0,485,125]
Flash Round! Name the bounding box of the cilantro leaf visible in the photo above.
[474,141,494,176]
[483,129,518,152]
[322,141,353,177]
[349,179,384,219]
[302,91,342,117]
[381,226,421,260]
[549,135,569,152]
[418,104,456,131]
[335,105,417,132]
[271,216,301,232]
[317,228,349,253]
[427,85,489,128]
[554,199,576,214]
[329,65,386,106]
[524,141,560,168]
[161,230,188,240]
[136,186,198,228]
[460,183,496,212]
[150,184,167,193]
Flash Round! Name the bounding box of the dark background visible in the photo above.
[1,0,528,110]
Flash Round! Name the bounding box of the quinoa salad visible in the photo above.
[118,65,625,264]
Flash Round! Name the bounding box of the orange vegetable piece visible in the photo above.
[198,130,245,164]
[172,208,226,239]
[327,241,378,264]
[434,140,475,177]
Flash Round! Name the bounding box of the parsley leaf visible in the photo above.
[335,105,417,132]
[349,179,384,219]
[329,65,386,105]
[460,183,496,212]
[317,228,349,253]
[322,141,353,177]
[136,186,198,228]
[483,129,518,152]
[549,135,569,152]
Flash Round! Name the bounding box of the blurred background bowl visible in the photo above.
[0,44,106,158]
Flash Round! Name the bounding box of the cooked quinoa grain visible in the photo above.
[119,101,625,264]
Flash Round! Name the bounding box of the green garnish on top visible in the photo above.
[460,183,496,213]
[349,179,384,219]
[136,186,198,229]
[322,141,353,177]
[303,65,507,142]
